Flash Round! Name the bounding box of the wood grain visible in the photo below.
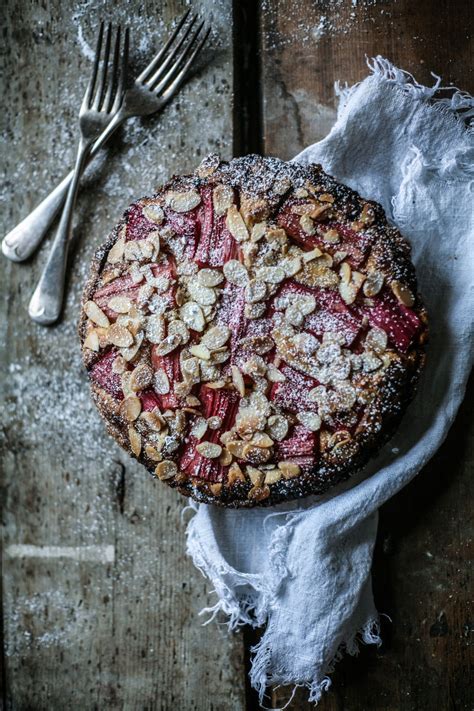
[259,1,473,709]
[0,1,245,709]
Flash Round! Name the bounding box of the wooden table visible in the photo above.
[1,1,472,709]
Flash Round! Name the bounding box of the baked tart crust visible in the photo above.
[79,154,428,507]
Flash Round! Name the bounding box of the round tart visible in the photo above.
[80,154,427,507]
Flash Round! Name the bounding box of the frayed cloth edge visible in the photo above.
[250,617,382,708]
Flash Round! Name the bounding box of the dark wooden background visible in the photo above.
[1,1,472,709]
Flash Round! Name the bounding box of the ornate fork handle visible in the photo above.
[2,113,124,263]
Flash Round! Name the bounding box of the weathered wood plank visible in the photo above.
[0,1,245,709]
[258,1,473,708]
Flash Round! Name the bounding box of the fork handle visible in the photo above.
[28,139,93,325]
[2,111,126,263]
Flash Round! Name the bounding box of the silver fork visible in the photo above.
[3,11,210,263]
[28,22,128,325]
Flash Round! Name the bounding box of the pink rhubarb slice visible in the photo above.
[367,289,421,352]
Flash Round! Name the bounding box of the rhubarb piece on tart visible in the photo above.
[79,154,428,508]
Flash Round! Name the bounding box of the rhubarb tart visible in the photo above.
[80,154,427,507]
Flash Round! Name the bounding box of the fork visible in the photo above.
[28,22,128,325]
[2,11,210,263]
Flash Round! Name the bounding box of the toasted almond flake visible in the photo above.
[179,301,205,332]
[120,396,142,422]
[191,417,208,439]
[219,449,233,466]
[319,193,335,203]
[285,305,305,327]
[143,203,164,224]
[295,187,309,198]
[278,461,301,479]
[196,442,222,459]
[155,460,177,480]
[231,365,246,397]
[297,411,322,431]
[246,466,264,486]
[391,280,414,307]
[207,416,223,430]
[165,190,201,213]
[205,380,226,389]
[226,205,249,242]
[283,257,302,276]
[121,371,133,397]
[268,415,290,442]
[302,247,323,262]
[85,301,110,328]
[242,444,271,465]
[187,281,217,306]
[141,409,166,431]
[154,333,181,356]
[122,331,144,362]
[167,320,190,345]
[300,214,316,235]
[322,228,340,244]
[209,483,222,496]
[248,485,271,501]
[84,330,100,352]
[363,270,384,297]
[128,426,142,456]
[107,233,126,264]
[362,351,382,372]
[250,221,267,243]
[107,295,132,314]
[108,323,134,348]
[339,262,352,285]
[266,366,286,384]
[257,266,286,284]
[186,395,201,407]
[223,259,249,286]
[145,444,162,462]
[366,327,388,353]
[130,364,153,392]
[295,294,317,315]
[339,280,359,305]
[328,430,352,449]
[112,355,126,374]
[227,462,245,484]
[226,440,247,458]
[251,432,274,448]
[264,469,282,484]
[212,184,234,215]
[197,268,224,288]
[201,325,231,349]
[153,368,170,395]
[189,344,211,361]
[245,303,266,319]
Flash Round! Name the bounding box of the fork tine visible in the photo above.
[82,21,104,110]
[136,8,192,85]
[92,22,112,110]
[158,27,211,104]
[102,25,122,113]
[144,15,199,91]
[112,27,129,114]
[151,22,207,95]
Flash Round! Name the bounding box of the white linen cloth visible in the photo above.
[185,57,474,704]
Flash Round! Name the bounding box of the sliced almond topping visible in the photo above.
[84,330,100,352]
[189,344,211,361]
[179,301,205,332]
[207,416,223,430]
[168,319,190,345]
[227,462,245,485]
[108,323,134,348]
[153,368,170,395]
[267,415,289,441]
[130,363,153,392]
[112,355,126,374]
[165,190,201,213]
[218,450,232,467]
[245,303,266,320]
[242,444,271,465]
[196,442,222,459]
[300,214,316,235]
[85,301,110,328]
[278,461,301,479]
[141,409,166,431]
[223,259,249,286]
[363,270,384,297]
[201,325,231,349]
[391,280,414,307]
[319,193,335,203]
[297,411,322,431]
[191,417,208,439]
[128,426,142,456]
[267,366,286,384]
[212,184,234,215]
[188,281,217,306]
[155,460,177,480]
[227,440,247,458]
[283,257,302,277]
[107,233,126,264]
[145,444,162,462]
[339,280,359,305]
[302,247,323,262]
[246,466,264,486]
[226,205,249,242]
[256,266,286,284]
[205,380,226,389]
[122,332,144,362]
[285,305,305,327]
[231,365,246,397]
[248,485,271,501]
[209,483,223,496]
[197,268,224,288]
[264,469,282,484]
[250,221,267,243]
[143,203,164,224]
[121,371,133,397]
[362,351,382,372]
[186,394,201,407]
[251,432,274,448]
[107,295,132,314]
[120,396,142,422]
[339,262,351,284]
[154,334,181,356]
[322,228,340,244]
[366,327,388,353]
